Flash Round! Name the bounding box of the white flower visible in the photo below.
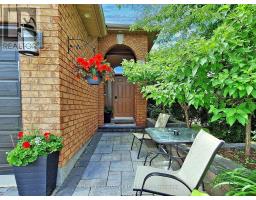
[34,137,42,145]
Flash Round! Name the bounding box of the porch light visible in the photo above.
[18,17,39,56]
[116,34,124,44]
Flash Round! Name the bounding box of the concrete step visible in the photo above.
[98,124,144,132]
[111,117,134,124]
[0,174,16,187]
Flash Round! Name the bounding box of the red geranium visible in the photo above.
[18,131,23,139]
[44,132,51,140]
[105,66,112,72]
[22,141,31,149]
[94,53,103,62]
[76,57,85,64]
[88,58,95,66]
[82,61,90,70]
[75,53,113,82]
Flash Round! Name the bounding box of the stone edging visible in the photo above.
[54,132,103,196]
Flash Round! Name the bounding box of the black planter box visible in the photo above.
[13,151,59,196]
[104,112,112,123]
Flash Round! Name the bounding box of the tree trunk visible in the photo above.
[245,115,252,157]
[181,104,190,128]
[162,104,166,113]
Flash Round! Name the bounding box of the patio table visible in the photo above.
[144,127,197,169]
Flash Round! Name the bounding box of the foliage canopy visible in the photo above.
[122,4,256,154]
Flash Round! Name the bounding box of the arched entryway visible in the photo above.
[104,44,136,120]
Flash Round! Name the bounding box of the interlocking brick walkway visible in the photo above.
[0,131,180,196]
[70,132,179,196]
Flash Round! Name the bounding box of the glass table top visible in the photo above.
[145,127,197,144]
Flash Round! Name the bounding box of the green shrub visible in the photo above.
[147,103,172,120]
[208,120,245,143]
[214,168,256,196]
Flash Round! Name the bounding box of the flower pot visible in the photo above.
[86,75,102,85]
[104,112,112,123]
[13,151,59,196]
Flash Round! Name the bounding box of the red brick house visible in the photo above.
[0,4,155,184]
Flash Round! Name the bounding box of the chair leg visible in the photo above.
[202,181,205,191]
[131,135,135,150]
[144,152,152,166]
[137,139,143,159]
[149,153,160,166]
[168,156,172,170]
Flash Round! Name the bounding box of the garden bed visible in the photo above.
[218,148,256,170]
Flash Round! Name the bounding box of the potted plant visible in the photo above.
[104,107,112,123]
[6,129,63,196]
[75,53,114,85]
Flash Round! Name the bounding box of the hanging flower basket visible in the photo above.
[75,53,113,85]
[85,73,102,85]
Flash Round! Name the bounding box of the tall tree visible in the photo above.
[125,4,256,155]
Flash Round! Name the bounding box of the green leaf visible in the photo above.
[239,90,246,98]
[252,90,256,98]
[229,87,236,96]
[246,85,253,95]
[211,113,222,122]
[191,190,209,196]
[192,65,199,76]
[223,88,229,97]
[236,114,247,126]
[226,116,236,126]
[200,58,207,66]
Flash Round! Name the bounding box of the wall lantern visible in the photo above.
[116,34,124,44]
[18,17,39,56]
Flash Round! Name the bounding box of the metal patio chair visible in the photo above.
[130,113,170,159]
[133,129,224,196]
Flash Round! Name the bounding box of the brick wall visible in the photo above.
[98,83,104,127]
[0,4,104,168]
[58,5,103,167]
[11,4,61,131]
[134,85,147,127]
[98,32,148,126]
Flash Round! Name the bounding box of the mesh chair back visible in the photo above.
[178,130,224,190]
[155,113,170,128]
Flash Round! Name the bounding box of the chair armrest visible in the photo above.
[139,172,192,196]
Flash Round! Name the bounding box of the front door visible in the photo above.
[113,76,134,117]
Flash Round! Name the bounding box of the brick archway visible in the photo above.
[99,33,148,127]
[98,33,148,61]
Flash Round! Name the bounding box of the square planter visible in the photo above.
[104,112,112,123]
[13,151,59,196]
